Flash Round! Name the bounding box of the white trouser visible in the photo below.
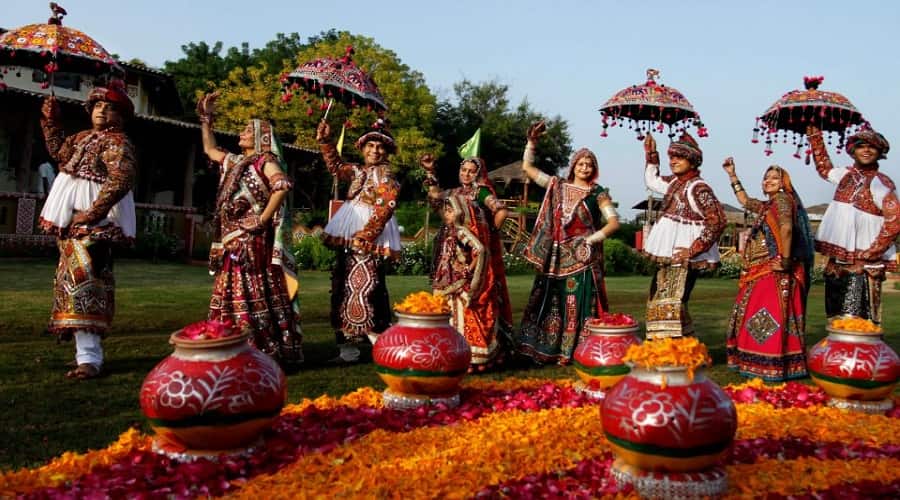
[74,331,104,368]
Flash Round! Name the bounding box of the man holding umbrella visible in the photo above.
[38,81,137,379]
[806,124,900,324]
[316,118,401,363]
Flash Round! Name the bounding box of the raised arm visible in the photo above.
[316,121,356,182]
[521,121,550,188]
[807,124,847,184]
[352,172,399,255]
[420,153,446,210]
[40,96,76,164]
[721,157,763,212]
[197,92,227,165]
[643,133,670,195]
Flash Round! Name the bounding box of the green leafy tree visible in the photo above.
[209,31,442,181]
[433,79,572,184]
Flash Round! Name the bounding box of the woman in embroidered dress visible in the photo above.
[420,154,513,370]
[196,92,303,365]
[723,159,813,381]
[515,121,620,365]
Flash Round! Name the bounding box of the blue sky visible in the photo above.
[7,0,900,214]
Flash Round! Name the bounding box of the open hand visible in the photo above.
[196,91,220,117]
[527,120,546,143]
[70,211,91,226]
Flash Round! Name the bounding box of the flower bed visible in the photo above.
[2,378,898,499]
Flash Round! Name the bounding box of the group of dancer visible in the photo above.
[37,85,899,383]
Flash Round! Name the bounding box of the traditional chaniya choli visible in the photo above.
[726,190,814,381]
[808,131,900,324]
[208,123,303,365]
[431,187,513,367]
[643,166,725,338]
[517,176,613,364]
[38,109,136,339]
[320,142,401,344]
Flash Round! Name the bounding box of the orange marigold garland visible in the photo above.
[829,316,883,334]
[393,291,450,314]
[622,336,711,381]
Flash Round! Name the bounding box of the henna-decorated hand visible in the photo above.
[806,124,821,137]
[671,247,690,266]
[239,213,265,234]
[196,91,220,119]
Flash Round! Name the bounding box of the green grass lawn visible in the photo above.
[1,258,898,469]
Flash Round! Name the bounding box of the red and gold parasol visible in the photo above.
[280,45,387,117]
[753,76,867,158]
[599,69,707,140]
[0,3,121,92]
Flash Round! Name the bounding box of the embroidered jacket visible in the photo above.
[320,142,399,254]
[645,164,726,258]
[809,132,900,260]
[41,107,136,224]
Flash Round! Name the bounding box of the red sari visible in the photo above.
[726,189,813,381]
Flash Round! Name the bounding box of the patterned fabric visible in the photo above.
[667,131,703,166]
[846,129,890,159]
[726,183,811,381]
[16,198,36,234]
[319,143,399,255]
[208,124,303,365]
[331,250,392,344]
[39,98,135,240]
[285,48,387,112]
[49,238,114,339]
[85,80,134,119]
[643,169,726,267]
[646,265,698,339]
[431,193,510,366]
[517,177,611,364]
[824,268,883,325]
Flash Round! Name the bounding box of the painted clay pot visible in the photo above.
[602,366,737,473]
[573,323,641,393]
[140,331,287,457]
[808,326,899,409]
[373,312,471,409]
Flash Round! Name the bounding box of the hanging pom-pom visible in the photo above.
[793,143,802,159]
[306,107,313,116]
[752,127,760,144]
[600,130,608,138]
[764,139,773,156]
[805,148,812,165]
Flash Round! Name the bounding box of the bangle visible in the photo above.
[731,181,744,193]
[523,145,536,164]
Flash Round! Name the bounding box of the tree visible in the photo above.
[209,31,442,180]
[433,79,572,185]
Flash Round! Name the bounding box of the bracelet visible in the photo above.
[731,181,744,193]
[601,204,619,221]
[523,144,536,164]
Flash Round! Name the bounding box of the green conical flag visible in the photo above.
[458,128,481,159]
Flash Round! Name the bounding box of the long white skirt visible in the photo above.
[644,215,719,264]
[40,172,136,237]
[817,201,897,260]
[324,199,401,254]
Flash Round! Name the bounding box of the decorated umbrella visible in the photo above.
[599,69,707,140]
[0,3,121,93]
[753,76,867,159]
[280,45,387,117]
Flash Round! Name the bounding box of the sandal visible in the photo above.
[66,363,102,380]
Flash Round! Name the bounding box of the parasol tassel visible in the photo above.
[764,140,773,156]
[793,143,802,159]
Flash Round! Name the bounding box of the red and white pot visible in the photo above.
[572,323,640,399]
[140,332,286,458]
[808,326,899,413]
[373,312,471,409]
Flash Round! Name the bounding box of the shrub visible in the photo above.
[503,251,534,275]
[603,238,650,275]
[291,235,336,271]
[392,240,433,276]
[716,253,743,279]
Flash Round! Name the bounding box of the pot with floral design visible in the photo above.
[572,314,641,399]
[140,321,287,458]
[373,311,471,409]
[603,337,736,497]
[808,320,899,413]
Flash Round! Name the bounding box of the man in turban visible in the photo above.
[642,131,726,338]
[38,80,137,379]
[806,125,900,324]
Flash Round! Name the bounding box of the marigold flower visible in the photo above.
[394,291,450,314]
